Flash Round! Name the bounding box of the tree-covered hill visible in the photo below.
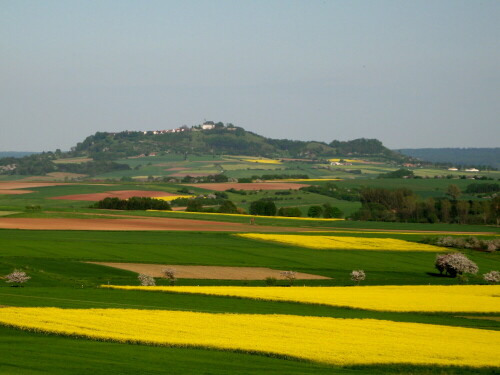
[0,124,408,176]
[72,125,402,161]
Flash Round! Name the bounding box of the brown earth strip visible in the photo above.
[0,217,313,232]
[50,190,177,201]
[183,182,310,191]
[89,262,330,280]
[0,190,35,195]
[0,182,70,190]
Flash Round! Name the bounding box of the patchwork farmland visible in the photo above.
[0,155,499,374]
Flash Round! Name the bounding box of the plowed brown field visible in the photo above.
[89,263,330,280]
[183,182,309,191]
[0,217,312,232]
[50,190,177,201]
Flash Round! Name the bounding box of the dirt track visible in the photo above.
[0,217,311,232]
[90,262,330,280]
[183,182,310,191]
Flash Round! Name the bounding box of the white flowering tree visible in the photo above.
[350,270,366,286]
[280,270,296,286]
[483,271,499,284]
[162,268,177,286]
[5,269,31,287]
[435,253,478,278]
[138,273,156,286]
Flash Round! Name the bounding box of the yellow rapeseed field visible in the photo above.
[157,195,193,201]
[236,233,443,251]
[0,307,498,367]
[103,285,500,313]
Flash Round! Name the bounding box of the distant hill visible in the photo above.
[72,125,404,161]
[0,124,409,176]
[396,148,500,169]
[0,151,39,158]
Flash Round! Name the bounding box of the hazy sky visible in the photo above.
[1,0,499,151]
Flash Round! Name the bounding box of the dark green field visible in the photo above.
[0,227,498,374]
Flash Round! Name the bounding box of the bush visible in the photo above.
[249,199,276,216]
[138,274,156,286]
[435,236,498,252]
[307,205,323,218]
[5,269,31,286]
[483,271,500,284]
[277,207,302,217]
[435,253,478,278]
[323,203,343,218]
[218,200,239,214]
[350,270,366,286]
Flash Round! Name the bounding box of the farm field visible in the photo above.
[0,157,498,374]
[0,223,499,374]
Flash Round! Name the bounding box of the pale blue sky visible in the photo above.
[1,0,499,151]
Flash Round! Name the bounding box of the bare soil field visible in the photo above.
[89,262,330,280]
[0,217,312,232]
[0,182,69,190]
[50,190,177,201]
[183,182,310,191]
[0,189,35,195]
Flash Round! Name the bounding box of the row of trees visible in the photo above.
[93,197,172,211]
[352,187,499,225]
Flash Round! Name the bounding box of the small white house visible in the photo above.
[202,121,216,130]
[465,168,479,172]
[448,168,458,171]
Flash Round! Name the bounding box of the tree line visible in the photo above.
[351,186,499,225]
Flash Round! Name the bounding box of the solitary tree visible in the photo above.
[138,274,156,286]
[162,268,177,286]
[5,269,31,287]
[445,184,462,201]
[350,270,366,286]
[280,270,296,286]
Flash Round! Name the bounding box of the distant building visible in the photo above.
[465,168,479,172]
[202,121,216,130]
[448,168,458,171]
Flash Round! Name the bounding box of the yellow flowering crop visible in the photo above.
[236,233,443,251]
[103,285,500,313]
[0,307,498,367]
[156,195,193,201]
[305,230,498,236]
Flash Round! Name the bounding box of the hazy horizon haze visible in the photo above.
[1,0,499,152]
